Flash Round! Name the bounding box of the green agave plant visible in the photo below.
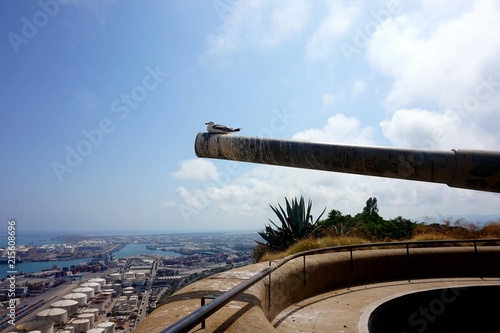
[258,196,326,252]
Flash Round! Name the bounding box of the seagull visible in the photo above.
[205,121,242,134]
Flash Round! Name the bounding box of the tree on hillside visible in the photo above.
[362,197,379,216]
[319,209,353,236]
[353,197,417,240]
[257,196,326,252]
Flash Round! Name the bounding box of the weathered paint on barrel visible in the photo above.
[194,133,500,193]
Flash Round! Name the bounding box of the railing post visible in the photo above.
[303,255,306,286]
[474,240,478,265]
[200,296,216,329]
[350,247,354,274]
[406,243,411,281]
[268,261,276,310]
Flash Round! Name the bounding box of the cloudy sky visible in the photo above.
[1,0,500,235]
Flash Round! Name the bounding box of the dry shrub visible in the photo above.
[480,222,500,238]
[411,232,451,241]
[258,236,367,262]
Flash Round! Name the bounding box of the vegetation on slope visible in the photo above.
[253,196,500,262]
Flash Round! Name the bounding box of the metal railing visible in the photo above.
[160,238,500,333]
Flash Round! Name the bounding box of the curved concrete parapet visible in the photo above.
[135,247,500,333]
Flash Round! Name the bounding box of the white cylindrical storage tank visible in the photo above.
[123,271,135,279]
[89,301,106,312]
[95,296,109,306]
[81,308,99,320]
[127,296,138,307]
[63,326,75,333]
[115,297,127,305]
[80,282,101,293]
[50,300,79,316]
[86,329,104,333]
[109,273,121,281]
[76,313,94,326]
[36,308,67,326]
[134,279,145,286]
[113,283,122,293]
[135,272,146,279]
[88,278,106,287]
[121,279,133,287]
[18,320,54,333]
[63,293,88,306]
[28,330,41,333]
[69,319,89,333]
[122,290,133,298]
[102,288,116,298]
[72,287,94,299]
[101,291,113,302]
[97,322,115,333]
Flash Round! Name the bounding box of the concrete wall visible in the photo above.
[136,246,500,333]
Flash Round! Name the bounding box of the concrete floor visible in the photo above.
[271,277,500,333]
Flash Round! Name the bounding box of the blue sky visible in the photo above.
[1,0,500,234]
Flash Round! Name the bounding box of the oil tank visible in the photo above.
[121,280,133,287]
[72,287,94,299]
[100,291,113,301]
[113,283,122,293]
[62,292,88,306]
[115,296,127,305]
[17,320,54,333]
[76,313,94,326]
[109,273,121,281]
[36,308,67,325]
[128,296,138,307]
[88,278,106,287]
[81,308,99,320]
[50,300,79,316]
[89,300,106,312]
[69,319,90,333]
[123,271,135,279]
[80,282,101,293]
[86,329,104,333]
[63,326,74,333]
[97,322,115,333]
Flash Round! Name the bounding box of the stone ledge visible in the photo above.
[135,247,500,333]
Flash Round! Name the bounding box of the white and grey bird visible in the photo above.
[205,121,242,134]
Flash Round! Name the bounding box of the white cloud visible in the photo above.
[321,93,343,106]
[351,79,366,97]
[380,104,500,150]
[366,1,500,109]
[176,186,209,210]
[203,0,309,61]
[172,159,219,181]
[380,108,453,149]
[292,114,375,144]
[306,2,360,61]
[262,0,310,47]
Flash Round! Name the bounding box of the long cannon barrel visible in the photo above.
[194,133,500,193]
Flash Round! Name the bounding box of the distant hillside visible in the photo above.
[418,214,500,225]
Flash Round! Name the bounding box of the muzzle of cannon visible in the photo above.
[194,133,500,193]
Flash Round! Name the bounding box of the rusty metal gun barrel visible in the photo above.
[195,133,500,193]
